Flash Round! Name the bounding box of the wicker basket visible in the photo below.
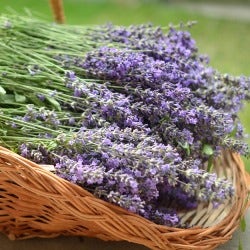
[0,1,249,249]
[0,146,249,250]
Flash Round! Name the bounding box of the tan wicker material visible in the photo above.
[0,145,249,250]
[49,0,65,23]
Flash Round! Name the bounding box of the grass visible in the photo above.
[176,0,250,4]
[0,0,250,170]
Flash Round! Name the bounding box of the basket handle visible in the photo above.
[49,0,65,24]
[245,171,250,208]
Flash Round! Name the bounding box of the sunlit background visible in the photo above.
[1,0,249,171]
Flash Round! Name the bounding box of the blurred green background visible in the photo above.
[0,0,249,171]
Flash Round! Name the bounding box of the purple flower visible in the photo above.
[65,71,76,81]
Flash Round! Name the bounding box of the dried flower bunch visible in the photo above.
[0,15,249,227]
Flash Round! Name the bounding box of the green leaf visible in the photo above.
[14,92,27,103]
[27,95,45,107]
[240,217,246,232]
[0,94,15,103]
[0,86,6,95]
[179,142,190,156]
[47,141,57,150]
[238,239,243,250]
[202,144,214,156]
[46,96,61,111]
[229,126,238,138]
[207,156,213,172]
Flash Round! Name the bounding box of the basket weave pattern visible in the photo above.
[0,146,249,250]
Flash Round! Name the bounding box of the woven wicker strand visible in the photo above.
[0,146,249,250]
[49,0,65,23]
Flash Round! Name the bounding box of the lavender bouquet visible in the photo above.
[0,14,249,227]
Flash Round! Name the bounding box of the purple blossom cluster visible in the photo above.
[85,24,250,114]
[64,71,147,130]
[2,20,248,228]
[22,104,60,128]
[91,23,198,61]
[81,47,248,157]
[19,125,234,226]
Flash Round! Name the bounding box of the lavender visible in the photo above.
[0,15,249,227]
[64,71,147,130]
[90,23,198,61]
[15,124,234,226]
[81,47,248,157]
